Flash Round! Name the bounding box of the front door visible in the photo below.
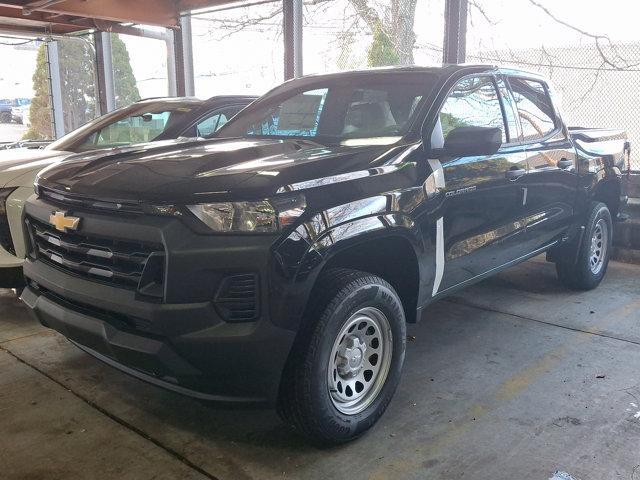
[427,75,530,295]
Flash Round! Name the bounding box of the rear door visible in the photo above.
[506,76,578,252]
[431,74,530,293]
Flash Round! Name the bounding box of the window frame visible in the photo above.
[505,75,563,146]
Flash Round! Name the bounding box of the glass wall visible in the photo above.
[191,1,284,98]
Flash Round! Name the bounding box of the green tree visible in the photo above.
[111,34,140,108]
[24,34,139,140]
[367,24,401,67]
[25,44,52,140]
[347,0,418,67]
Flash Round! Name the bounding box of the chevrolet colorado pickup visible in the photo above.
[20,65,630,444]
[0,95,255,287]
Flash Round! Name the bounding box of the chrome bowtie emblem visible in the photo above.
[49,211,80,233]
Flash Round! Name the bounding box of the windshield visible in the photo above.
[47,102,201,152]
[217,72,437,145]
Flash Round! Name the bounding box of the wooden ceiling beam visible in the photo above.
[0,0,180,27]
[0,20,81,34]
[0,0,248,36]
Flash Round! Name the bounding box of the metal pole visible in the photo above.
[180,15,195,96]
[283,0,302,80]
[171,27,186,96]
[46,40,65,138]
[443,0,467,64]
[94,32,116,114]
[292,0,302,77]
[166,33,177,96]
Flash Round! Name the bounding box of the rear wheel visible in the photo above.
[277,269,406,445]
[556,201,612,290]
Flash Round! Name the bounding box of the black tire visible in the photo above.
[0,112,10,123]
[556,201,612,290]
[277,268,406,445]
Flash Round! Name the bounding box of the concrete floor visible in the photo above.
[1,257,639,480]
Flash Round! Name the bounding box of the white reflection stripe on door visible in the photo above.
[432,216,445,297]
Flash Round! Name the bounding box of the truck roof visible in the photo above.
[281,64,547,84]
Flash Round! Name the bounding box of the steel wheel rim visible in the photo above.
[589,219,608,275]
[327,307,393,415]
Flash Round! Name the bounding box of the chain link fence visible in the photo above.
[465,43,640,171]
[466,0,640,171]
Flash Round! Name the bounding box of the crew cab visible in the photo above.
[20,66,630,444]
[0,95,255,287]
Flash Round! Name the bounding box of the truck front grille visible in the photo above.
[39,187,145,214]
[27,216,164,290]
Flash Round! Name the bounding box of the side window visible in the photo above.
[509,78,556,141]
[437,76,507,145]
[195,105,243,138]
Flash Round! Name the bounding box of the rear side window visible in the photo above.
[438,76,507,143]
[194,105,244,138]
[509,78,556,141]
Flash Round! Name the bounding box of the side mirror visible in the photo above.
[441,126,502,157]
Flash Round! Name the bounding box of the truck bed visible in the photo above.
[568,126,630,173]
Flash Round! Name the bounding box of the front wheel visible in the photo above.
[556,201,612,290]
[277,269,406,445]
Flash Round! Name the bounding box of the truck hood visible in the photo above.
[3,138,204,189]
[0,148,73,188]
[35,138,413,204]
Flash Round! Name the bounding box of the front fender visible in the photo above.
[269,194,429,331]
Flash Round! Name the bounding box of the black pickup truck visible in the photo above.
[21,65,630,444]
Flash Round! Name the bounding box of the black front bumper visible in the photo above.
[22,265,295,403]
[21,197,297,404]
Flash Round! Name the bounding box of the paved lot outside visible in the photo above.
[1,257,640,480]
[0,122,27,143]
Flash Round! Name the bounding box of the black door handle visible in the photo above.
[558,158,573,169]
[505,168,526,180]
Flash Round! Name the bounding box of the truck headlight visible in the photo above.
[187,194,306,233]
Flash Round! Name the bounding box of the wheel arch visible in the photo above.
[591,175,621,219]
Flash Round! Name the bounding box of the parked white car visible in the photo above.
[0,95,255,287]
[11,103,31,126]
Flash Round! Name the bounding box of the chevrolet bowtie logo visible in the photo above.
[49,211,80,233]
